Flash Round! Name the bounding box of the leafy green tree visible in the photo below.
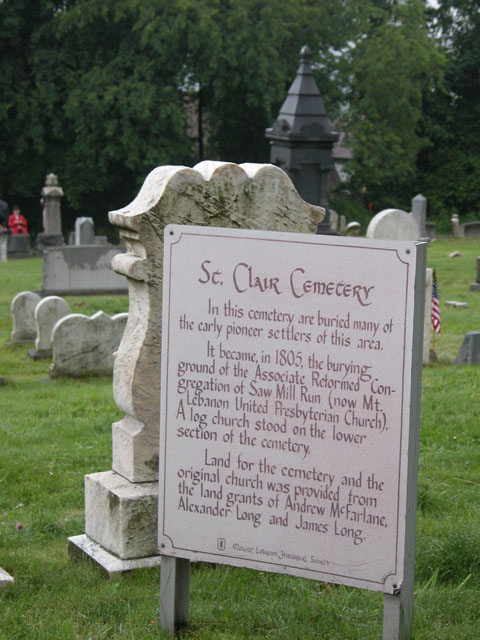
[343,0,444,211]
[417,0,480,226]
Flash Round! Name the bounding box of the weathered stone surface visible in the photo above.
[462,221,480,239]
[366,208,419,241]
[42,245,127,296]
[74,217,95,245]
[456,331,480,365]
[10,291,41,342]
[68,534,161,576]
[108,161,323,483]
[0,567,14,587]
[33,296,70,356]
[451,214,460,238]
[77,161,324,572]
[50,311,128,377]
[345,221,361,236]
[85,471,159,559]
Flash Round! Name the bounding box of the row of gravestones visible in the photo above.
[10,291,127,377]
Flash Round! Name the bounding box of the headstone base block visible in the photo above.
[68,534,161,577]
[85,470,159,560]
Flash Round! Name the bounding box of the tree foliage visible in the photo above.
[343,0,444,211]
[417,0,480,226]
[0,0,478,234]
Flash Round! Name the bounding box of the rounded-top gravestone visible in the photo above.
[366,209,419,241]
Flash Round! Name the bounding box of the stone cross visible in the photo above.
[69,161,324,573]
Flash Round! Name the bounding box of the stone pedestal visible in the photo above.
[470,257,480,291]
[72,161,323,573]
[36,232,65,251]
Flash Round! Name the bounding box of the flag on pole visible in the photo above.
[432,270,441,335]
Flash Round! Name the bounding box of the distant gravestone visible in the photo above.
[28,296,70,359]
[451,214,460,238]
[470,257,480,291]
[329,210,339,232]
[50,311,128,377]
[344,221,361,236]
[42,245,127,296]
[36,173,65,251]
[456,331,480,365]
[74,217,95,245]
[411,194,427,239]
[366,209,419,241]
[10,291,41,342]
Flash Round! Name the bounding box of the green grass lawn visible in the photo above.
[1,239,480,639]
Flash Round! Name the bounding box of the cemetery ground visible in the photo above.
[0,239,480,640]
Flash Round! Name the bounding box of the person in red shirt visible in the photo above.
[8,205,28,235]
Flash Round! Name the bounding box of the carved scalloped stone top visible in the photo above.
[109,161,324,237]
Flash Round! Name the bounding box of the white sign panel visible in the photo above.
[159,225,420,594]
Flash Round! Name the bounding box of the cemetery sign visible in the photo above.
[159,225,425,596]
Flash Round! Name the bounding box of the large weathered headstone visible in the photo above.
[42,245,127,296]
[68,161,323,574]
[10,291,41,343]
[366,209,419,241]
[35,173,65,251]
[28,296,70,359]
[74,217,95,245]
[456,331,480,365]
[50,311,128,377]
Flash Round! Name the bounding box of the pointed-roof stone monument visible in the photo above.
[266,45,339,234]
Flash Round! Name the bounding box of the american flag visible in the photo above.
[432,271,441,335]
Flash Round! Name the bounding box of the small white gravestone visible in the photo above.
[29,296,70,358]
[367,209,419,241]
[0,567,14,588]
[74,217,95,245]
[49,311,128,377]
[159,224,426,637]
[10,291,41,342]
